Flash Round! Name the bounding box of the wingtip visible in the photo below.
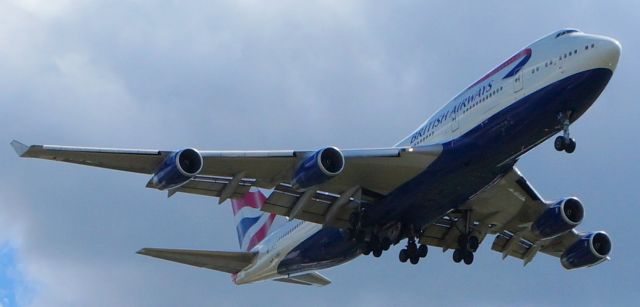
[136,248,149,255]
[10,140,29,157]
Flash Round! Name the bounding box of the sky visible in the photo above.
[1,1,639,306]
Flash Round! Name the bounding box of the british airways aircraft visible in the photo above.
[11,29,620,286]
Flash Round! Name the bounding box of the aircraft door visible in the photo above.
[450,114,459,132]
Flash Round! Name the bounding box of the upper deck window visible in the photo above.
[555,29,579,38]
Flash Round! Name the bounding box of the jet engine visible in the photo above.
[532,197,584,238]
[148,148,203,190]
[291,147,345,190]
[561,231,611,269]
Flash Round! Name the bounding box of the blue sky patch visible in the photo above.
[0,242,32,307]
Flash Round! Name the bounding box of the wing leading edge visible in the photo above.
[11,140,442,226]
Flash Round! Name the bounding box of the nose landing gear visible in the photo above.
[554,112,576,153]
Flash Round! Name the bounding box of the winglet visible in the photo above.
[10,140,29,157]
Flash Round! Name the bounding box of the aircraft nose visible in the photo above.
[598,36,621,71]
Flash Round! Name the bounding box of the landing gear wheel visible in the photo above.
[452,249,463,263]
[554,136,566,151]
[362,246,371,256]
[399,249,408,263]
[373,249,382,258]
[407,242,417,255]
[418,244,428,258]
[457,234,468,249]
[409,256,419,265]
[565,138,576,154]
[468,235,479,252]
[381,238,391,251]
[463,251,474,265]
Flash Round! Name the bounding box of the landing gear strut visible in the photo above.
[398,226,428,265]
[554,111,576,154]
[452,210,478,265]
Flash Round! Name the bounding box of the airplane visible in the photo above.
[11,28,620,286]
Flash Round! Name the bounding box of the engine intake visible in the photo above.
[561,231,611,270]
[292,147,345,190]
[532,197,584,238]
[148,148,203,190]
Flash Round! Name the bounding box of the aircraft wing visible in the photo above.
[11,140,441,226]
[420,167,595,266]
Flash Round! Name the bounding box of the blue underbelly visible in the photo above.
[277,227,360,275]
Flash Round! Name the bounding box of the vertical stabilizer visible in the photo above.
[230,190,276,251]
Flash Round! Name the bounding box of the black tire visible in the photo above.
[565,138,576,153]
[452,249,463,263]
[463,251,474,265]
[373,249,382,258]
[399,249,408,263]
[468,235,480,252]
[418,244,428,258]
[381,238,392,251]
[363,247,371,256]
[554,136,566,151]
[457,234,468,249]
[410,256,419,265]
[407,242,418,256]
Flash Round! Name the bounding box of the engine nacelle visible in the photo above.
[531,197,584,238]
[291,147,345,190]
[148,148,203,190]
[561,231,611,270]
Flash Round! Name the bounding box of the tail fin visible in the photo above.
[230,190,276,251]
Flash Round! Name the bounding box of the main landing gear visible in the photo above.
[452,234,478,265]
[452,210,479,265]
[554,112,576,154]
[361,235,392,258]
[397,225,428,265]
[350,211,394,258]
[398,238,428,265]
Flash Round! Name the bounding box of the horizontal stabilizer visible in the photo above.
[137,248,256,274]
[273,272,331,286]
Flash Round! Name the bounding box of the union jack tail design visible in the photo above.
[230,190,276,251]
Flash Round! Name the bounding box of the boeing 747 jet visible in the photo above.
[12,29,620,286]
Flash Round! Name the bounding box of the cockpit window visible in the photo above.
[555,29,579,38]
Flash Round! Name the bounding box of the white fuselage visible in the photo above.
[395,31,619,148]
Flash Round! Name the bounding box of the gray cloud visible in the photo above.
[1,0,639,306]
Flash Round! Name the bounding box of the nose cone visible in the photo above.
[599,36,621,71]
